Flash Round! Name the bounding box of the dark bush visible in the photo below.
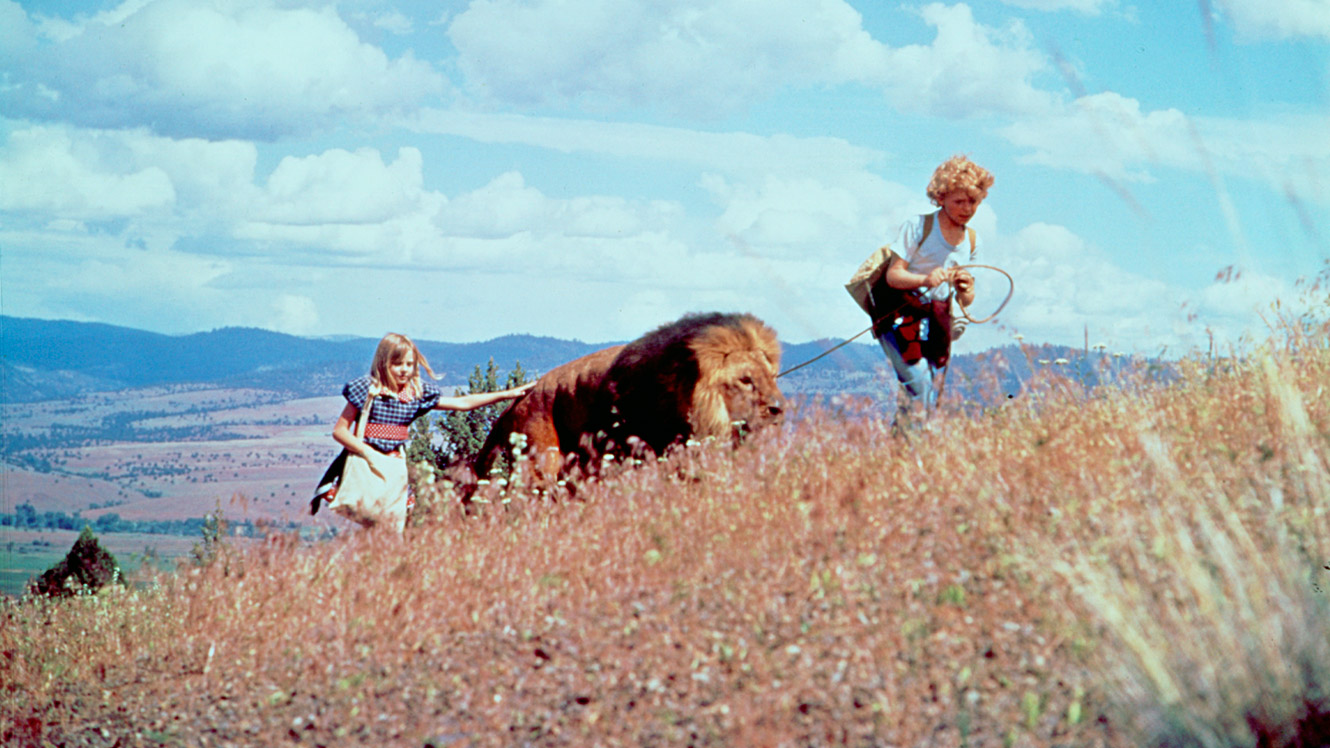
[28,526,123,598]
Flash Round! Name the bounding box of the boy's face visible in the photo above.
[940,189,982,227]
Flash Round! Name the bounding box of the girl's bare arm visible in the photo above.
[434,381,536,411]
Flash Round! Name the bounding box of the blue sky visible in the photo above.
[1,0,1326,358]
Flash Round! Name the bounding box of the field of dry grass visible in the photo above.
[2,323,1327,747]
[2,388,345,525]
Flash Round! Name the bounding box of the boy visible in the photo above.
[872,155,992,414]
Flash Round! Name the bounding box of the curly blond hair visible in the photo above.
[926,155,994,205]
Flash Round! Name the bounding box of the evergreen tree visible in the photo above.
[29,526,123,598]
[190,504,227,567]
[408,359,528,471]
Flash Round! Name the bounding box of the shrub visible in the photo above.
[27,526,123,598]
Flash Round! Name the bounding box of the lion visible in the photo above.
[472,345,624,485]
[473,312,785,489]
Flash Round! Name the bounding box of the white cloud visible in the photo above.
[1193,268,1291,341]
[0,125,175,219]
[1193,114,1330,207]
[704,173,910,258]
[259,147,426,225]
[270,295,321,335]
[1,0,446,139]
[1212,0,1330,41]
[974,222,1178,351]
[0,0,38,63]
[372,10,414,36]
[0,228,242,333]
[966,222,1296,354]
[997,0,1113,13]
[0,123,442,268]
[407,109,885,181]
[873,3,1055,118]
[0,112,952,346]
[445,0,1053,120]
[435,171,680,242]
[447,0,888,117]
[1002,92,1193,181]
[0,123,260,225]
[1001,93,1330,206]
[234,195,447,265]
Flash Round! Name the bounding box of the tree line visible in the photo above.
[1,502,264,537]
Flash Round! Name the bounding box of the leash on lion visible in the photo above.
[776,262,1014,383]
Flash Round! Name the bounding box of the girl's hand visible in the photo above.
[512,382,536,397]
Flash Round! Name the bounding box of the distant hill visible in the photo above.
[1,316,605,402]
[1,315,1123,405]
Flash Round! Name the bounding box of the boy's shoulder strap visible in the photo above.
[923,211,977,259]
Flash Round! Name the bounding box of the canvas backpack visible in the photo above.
[844,212,975,318]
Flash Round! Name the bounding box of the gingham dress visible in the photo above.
[311,377,443,513]
[342,376,443,454]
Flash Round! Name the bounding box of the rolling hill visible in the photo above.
[1,314,1122,405]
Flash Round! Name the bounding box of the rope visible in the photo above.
[953,264,1013,324]
[776,324,879,378]
[776,263,1014,378]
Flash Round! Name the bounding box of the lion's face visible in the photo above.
[688,318,785,441]
[711,353,784,438]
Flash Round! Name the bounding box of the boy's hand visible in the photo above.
[952,269,974,294]
[923,267,951,288]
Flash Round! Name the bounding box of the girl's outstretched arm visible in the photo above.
[434,381,536,412]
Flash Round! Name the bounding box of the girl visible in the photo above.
[312,332,534,529]
[877,155,993,414]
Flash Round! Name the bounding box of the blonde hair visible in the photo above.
[926,155,994,205]
[368,332,438,397]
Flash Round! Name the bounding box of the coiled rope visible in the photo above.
[776,263,1014,378]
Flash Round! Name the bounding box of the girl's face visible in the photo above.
[939,189,982,227]
[388,351,416,391]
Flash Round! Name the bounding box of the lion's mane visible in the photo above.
[590,312,784,459]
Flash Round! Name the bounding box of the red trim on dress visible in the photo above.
[363,423,410,441]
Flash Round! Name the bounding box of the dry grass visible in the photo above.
[2,323,1327,748]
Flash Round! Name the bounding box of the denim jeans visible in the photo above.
[876,326,942,413]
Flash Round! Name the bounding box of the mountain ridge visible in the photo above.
[1,314,1104,404]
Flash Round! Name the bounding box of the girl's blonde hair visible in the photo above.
[926,155,994,205]
[368,333,438,397]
